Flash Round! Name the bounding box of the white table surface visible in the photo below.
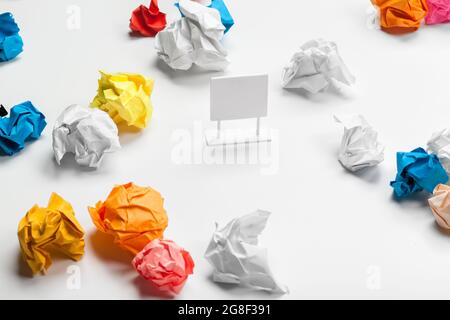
[1,0,450,299]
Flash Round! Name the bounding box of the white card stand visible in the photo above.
[205,74,271,146]
[205,118,272,146]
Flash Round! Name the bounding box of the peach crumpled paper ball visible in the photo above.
[89,182,168,254]
[429,184,450,229]
[132,239,194,295]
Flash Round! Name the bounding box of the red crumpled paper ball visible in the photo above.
[132,239,195,295]
[129,0,166,37]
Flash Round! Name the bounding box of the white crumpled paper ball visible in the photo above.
[52,104,121,168]
[334,114,384,172]
[282,39,355,94]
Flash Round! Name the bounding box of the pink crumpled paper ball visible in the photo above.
[132,239,194,295]
[426,0,450,25]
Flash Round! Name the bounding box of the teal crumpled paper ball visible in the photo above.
[390,147,448,198]
[0,12,23,62]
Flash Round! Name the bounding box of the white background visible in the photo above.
[1,0,450,300]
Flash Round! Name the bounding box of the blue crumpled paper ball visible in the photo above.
[0,12,24,62]
[175,0,234,33]
[0,101,47,156]
[390,147,448,198]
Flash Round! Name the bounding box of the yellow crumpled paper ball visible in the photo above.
[18,193,85,275]
[88,182,168,255]
[91,71,154,129]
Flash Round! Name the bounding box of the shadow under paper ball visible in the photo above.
[17,245,78,278]
[51,153,98,172]
[432,221,450,237]
[0,56,22,68]
[282,81,353,104]
[205,273,284,299]
[152,57,225,87]
[132,276,175,299]
[89,231,134,265]
[390,191,431,209]
[17,252,33,278]
[344,166,382,184]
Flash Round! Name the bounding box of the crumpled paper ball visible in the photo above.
[334,114,384,172]
[205,210,288,293]
[390,147,448,198]
[91,71,154,129]
[371,0,428,34]
[425,0,450,24]
[130,0,166,37]
[155,0,229,71]
[0,101,47,156]
[52,104,121,168]
[132,239,194,295]
[427,128,450,175]
[0,12,23,62]
[281,39,355,94]
[18,193,85,275]
[429,184,450,229]
[89,182,168,254]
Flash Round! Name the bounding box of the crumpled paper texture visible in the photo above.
[0,12,23,62]
[427,128,450,175]
[429,184,450,229]
[155,0,229,71]
[176,0,234,33]
[130,0,166,37]
[281,39,355,94]
[371,0,428,34]
[208,0,234,33]
[89,182,168,255]
[205,210,288,293]
[91,71,154,129]
[390,147,448,198]
[133,239,195,295]
[52,104,121,168]
[18,193,85,275]
[334,114,384,172]
[425,0,450,24]
[0,101,47,156]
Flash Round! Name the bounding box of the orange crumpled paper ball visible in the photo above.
[372,0,428,34]
[88,182,168,254]
[132,239,195,295]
